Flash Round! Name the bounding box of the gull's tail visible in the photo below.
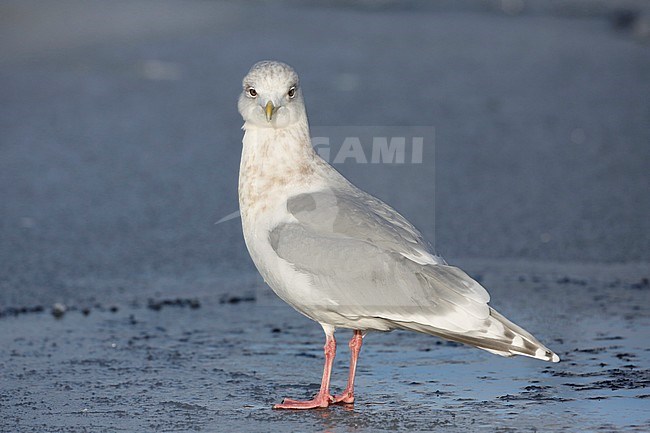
[397,307,560,362]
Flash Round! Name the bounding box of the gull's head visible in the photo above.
[238,60,305,129]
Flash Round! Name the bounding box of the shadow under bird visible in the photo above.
[237,60,559,410]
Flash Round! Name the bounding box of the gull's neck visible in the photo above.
[239,116,324,218]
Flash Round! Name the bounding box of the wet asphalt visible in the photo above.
[1,1,649,431]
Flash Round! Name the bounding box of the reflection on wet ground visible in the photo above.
[1,262,648,432]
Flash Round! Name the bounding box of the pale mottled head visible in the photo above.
[238,61,305,129]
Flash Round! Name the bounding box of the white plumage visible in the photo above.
[237,60,558,409]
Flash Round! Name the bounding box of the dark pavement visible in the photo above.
[1,1,649,431]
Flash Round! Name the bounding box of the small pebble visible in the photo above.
[52,303,67,318]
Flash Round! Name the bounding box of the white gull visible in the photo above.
[237,60,559,410]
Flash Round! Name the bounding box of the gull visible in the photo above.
[237,60,559,410]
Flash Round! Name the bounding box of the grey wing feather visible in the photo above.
[271,188,491,331]
[287,188,444,266]
[270,187,559,362]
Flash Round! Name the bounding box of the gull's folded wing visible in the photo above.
[269,188,491,332]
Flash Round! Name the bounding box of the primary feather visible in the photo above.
[270,184,558,362]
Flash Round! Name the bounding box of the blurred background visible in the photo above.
[1,0,649,308]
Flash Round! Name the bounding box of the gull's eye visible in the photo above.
[247,87,257,98]
[287,86,296,99]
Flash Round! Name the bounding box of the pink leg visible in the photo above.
[273,334,336,409]
[332,330,363,404]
